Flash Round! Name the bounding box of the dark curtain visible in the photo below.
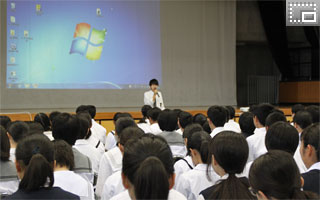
[304,27,320,80]
[257,0,292,80]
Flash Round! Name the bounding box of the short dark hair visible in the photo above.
[301,123,320,161]
[265,112,287,127]
[28,122,45,135]
[305,105,320,123]
[0,116,11,130]
[149,79,159,86]
[192,113,207,126]
[158,110,178,132]
[202,121,211,134]
[7,121,29,142]
[183,124,203,155]
[76,105,96,119]
[141,105,152,118]
[251,103,275,126]
[292,104,305,114]
[119,127,144,146]
[113,112,122,122]
[115,117,137,137]
[34,113,51,131]
[226,106,236,119]
[49,111,61,124]
[293,111,313,129]
[239,112,255,138]
[178,111,193,129]
[77,112,92,139]
[265,121,299,155]
[207,106,227,127]
[53,140,75,170]
[52,113,80,145]
[0,126,10,161]
[147,107,161,122]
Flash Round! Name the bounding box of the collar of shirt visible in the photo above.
[307,162,320,172]
[193,163,209,171]
[10,148,15,155]
[253,127,266,135]
[74,139,90,146]
[210,127,224,137]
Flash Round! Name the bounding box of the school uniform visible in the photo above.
[6,187,79,199]
[0,161,19,196]
[9,148,15,163]
[176,128,183,135]
[44,131,54,141]
[158,131,186,157]
[101,170,124,200]
[302,162,320,195]
[137,123,152,133]
[199,176,250,200]
[246,127,267,163]
[54,170,94,200]
[105,130,117,151]
[223,119,241,133]
[174,156,194,189]
[293,133,307,173]
[109,189,186,200]
[210,127,224,138]
[72,148,94,184]
[149,123,162,135]
[86,135,105,155]
[96,147,123,198]
[91,119,107,145]
[144,90,165,110]
[176,164,219,200]
[74,139,102,174]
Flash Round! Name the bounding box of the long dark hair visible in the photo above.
[249,150,319,199]
[16,134,54,192]
[207,131,254,199]
[122,134,174,199]
[187,131,211,164]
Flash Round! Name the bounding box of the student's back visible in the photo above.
[6,134,79,199]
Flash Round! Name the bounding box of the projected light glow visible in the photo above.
[6,1,162,89]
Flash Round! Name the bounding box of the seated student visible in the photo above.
[74,114,103,175]
[6,134,79,199]
[306,105,320,123]
[158,110,186,157]
[105,112,122,151]
[147,107,162,134]
[207,106,227,138]
[223,106,241,133]
[176,111,193,135]
[300,123,320,195]
[137,105,152,133]
[199,131,255,200]
[249,150,319,200]
[0,126,19,196]
[101,127,145,200]
[96,117,137,198]
[246,103,274,162]
[202,121,212,134]
[76,105,107,145]
[192,113,207,127]
[53,140,94,199]
[291,104,305,119]
[176,131,217,200]
[293,111,313,173]
[49,111,61,124]
[110,134,186,200]
[242,121,299,177]
[0,116,11,130]
[77,112,104,154]
[27,122,45,135]
[34,113,53,140]
[7,121,29,163]
[174,124,203,188]
[239,112,255,138]
[264,111,287,131]
[52,113,94,184]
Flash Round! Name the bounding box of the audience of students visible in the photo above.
[0,126,19,196]
[1,103,319,200]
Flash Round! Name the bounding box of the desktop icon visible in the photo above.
[11,3,15,10]
[24,30,29,37]
[97,8,101,16]
[10,29,15,36]
[10,43,17,51]
[10,56,15,64]
[10,16,15,23]
[36,4,41,12]
[10,71,16,77]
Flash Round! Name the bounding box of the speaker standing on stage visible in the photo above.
[144,79,165,110]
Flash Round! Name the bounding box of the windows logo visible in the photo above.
[70,23,106,60]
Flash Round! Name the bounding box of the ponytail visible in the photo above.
[19,154,54,192]
[199,139,209,163]
[209,174,255,199]
[134,156,169,200]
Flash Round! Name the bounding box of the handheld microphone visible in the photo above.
[157,92,160,97]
